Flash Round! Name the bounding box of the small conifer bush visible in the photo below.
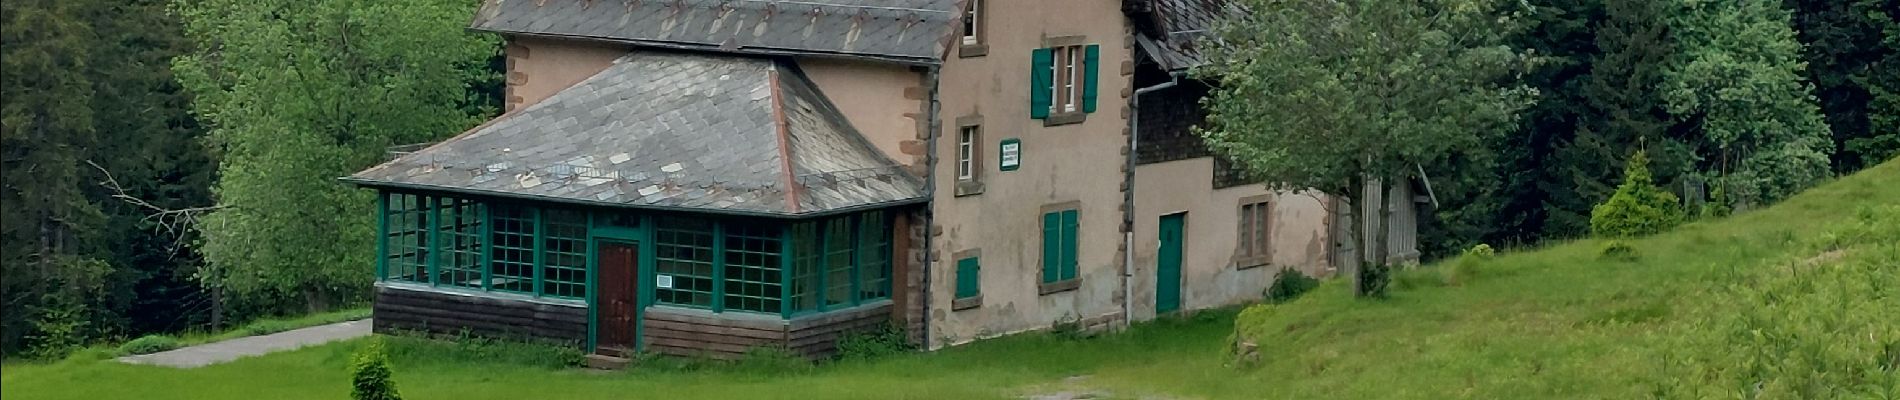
[351,338,401,400]
[1591,150,1685,237]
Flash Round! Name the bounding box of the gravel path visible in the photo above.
[117,319,372,368]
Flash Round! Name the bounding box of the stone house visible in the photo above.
[344,0,1423,364]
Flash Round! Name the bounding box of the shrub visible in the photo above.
[1442,244,1496,286]
[1265,268,1320,303]
[1591,150,1685,237]
[835,323,913,361]
[1463,243,1496,259]
[118,335,182,355]
[350,338,401,400]
[1599,240,1639,262]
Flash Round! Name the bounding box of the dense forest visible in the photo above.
[0,0,1894,358]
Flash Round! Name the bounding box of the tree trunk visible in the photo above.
[1372,178,1394,297]
[210,286,224,329]
[1346,175,1368,297]
[302,285,329,314]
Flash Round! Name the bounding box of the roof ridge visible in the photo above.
[767,64,800,214]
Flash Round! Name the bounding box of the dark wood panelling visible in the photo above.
[378,286,896,360]
[373,286,587,345]
[787,303,892,358]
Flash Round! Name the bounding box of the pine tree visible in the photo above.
[1,0,113,355]
[1545,0,1687,237]
[1784,0,1900,172]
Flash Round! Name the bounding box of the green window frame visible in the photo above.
[540,209,588,299]
[856,212,892,300]
[1030,43,1100,118]
[789,221,823,313]
[723,222,783,313]
[1040,209,1080,284]
[383,193,430,284]
[655,216,716,308]
[370,191,897,315]
[955,256,980,299]
[822,217,855,308]
[434,198,486,289]
[487,204,537,294]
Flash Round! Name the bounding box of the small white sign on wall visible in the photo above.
[656,275,674,289]
[999,138,1022,171]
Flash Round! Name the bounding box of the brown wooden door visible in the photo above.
[597,242,639,351]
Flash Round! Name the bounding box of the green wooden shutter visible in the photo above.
[955,257,980,298]
[1060,210,1079,280]
[1082,45,1100,113]
[1031,48,1054,119]
[1041,211,1060,282]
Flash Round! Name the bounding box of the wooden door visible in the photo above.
[597,242,639,352]
[1156,213,1184,314]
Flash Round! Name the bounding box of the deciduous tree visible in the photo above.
[172,0,498,310]
[1662,0,1835,206]
[1199,0,1538,297]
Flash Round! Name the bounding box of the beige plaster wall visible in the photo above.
[1126,158,1334,322]
[796,58,924,164]
[505,37,630,111]
[926,0,1135,347]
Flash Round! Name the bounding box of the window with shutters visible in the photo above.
[1234,196,1272,268]
[1051,45,1086,115]
[1031,38,1098,126]
[953,250,982,310]
[1039,204,1081,294]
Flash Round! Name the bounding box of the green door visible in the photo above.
[1156,213,1185,314]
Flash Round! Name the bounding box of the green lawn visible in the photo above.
[5,160,1895,399]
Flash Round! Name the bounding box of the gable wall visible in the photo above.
[505,36,631,112]
[796,58,927,167]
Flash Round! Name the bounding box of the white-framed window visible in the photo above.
[957,125,979,181]
[962,0,982,45]
[1051,45,1084,114]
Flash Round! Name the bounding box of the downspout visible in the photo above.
[920,66,942,349]
[1123,70,1183,329]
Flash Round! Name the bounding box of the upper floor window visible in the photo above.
[1054,45,1083,113]
[959,0,988,57]
[962,0,982,45]
[1030,40,1099,124]
[957,125,979,181]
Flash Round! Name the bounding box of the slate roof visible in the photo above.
[1132,0,1244,71]
[471,0,962,64]
[347,52,926,217]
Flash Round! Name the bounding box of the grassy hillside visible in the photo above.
[2,160,1894,400]
[1236,159,1900,398]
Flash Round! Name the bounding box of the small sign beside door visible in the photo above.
[656,275,674,289]
[999,138,1022,171]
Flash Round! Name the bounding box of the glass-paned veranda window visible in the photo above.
[663,212,895,316]
[376,191,897,315]
[378,193,586,300]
